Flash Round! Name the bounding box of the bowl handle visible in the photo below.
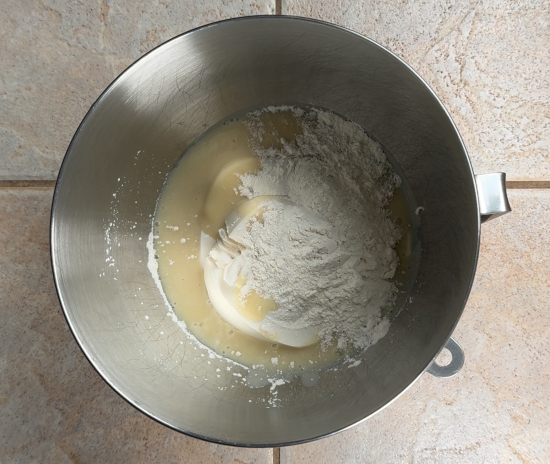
[427,337,465,378]
[427,174,509,379]
[476,172,512,223]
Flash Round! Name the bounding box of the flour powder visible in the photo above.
[234,106,402,351]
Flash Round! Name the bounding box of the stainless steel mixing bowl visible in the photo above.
[51,16,510,446]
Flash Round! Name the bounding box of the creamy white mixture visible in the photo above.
[151,106,411,374]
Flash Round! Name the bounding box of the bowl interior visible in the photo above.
[52,16,479,446]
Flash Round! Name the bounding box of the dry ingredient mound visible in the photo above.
[234,106,402,351]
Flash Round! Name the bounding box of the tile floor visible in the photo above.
[1,1,549,463]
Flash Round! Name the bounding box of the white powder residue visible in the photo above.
[235,107,402,351]
[267,377,289,406]
[347,359,362,368]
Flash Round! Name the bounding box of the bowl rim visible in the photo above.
[50,14,480,448]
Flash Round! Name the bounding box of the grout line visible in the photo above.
[506,181,550,189]
[0,180,57,189]
[273,447,281,464]
[276,0,282,15]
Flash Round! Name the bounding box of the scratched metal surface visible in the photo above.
[51,17,479,446]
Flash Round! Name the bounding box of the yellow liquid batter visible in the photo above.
[153,109,416,372]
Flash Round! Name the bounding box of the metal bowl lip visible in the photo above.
[50,14,480,448]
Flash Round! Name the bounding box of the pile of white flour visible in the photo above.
[235,106,402,351]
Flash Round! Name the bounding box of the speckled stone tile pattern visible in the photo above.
[0,0,275,181]
[0,189,273,464]
[283,0,550,181]
[2,1,550,462]
[281,189,550,464]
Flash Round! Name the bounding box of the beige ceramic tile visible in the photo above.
[0,0,275,181]
[283,0,550,181]
[281,189,550,463]
[0,189,273,463]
